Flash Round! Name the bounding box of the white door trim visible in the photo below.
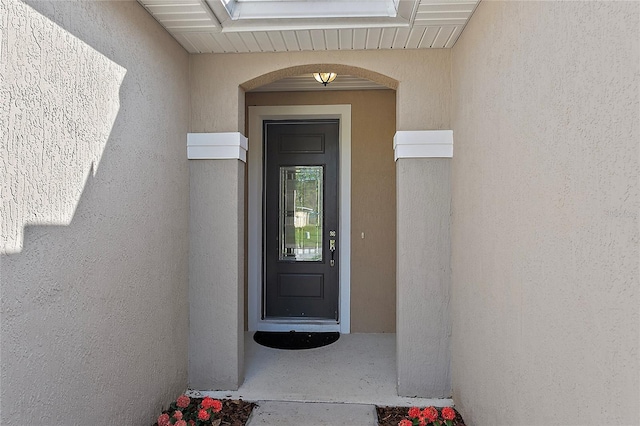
[248,105,351,334]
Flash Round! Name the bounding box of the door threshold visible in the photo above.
[255,319,340,333]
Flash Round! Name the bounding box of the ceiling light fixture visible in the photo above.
[313,72,337,86]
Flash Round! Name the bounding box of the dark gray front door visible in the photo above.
[264,120,339,320]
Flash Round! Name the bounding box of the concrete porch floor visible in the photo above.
[192,332,452,407]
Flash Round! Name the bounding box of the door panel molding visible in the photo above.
[248,105,351,333]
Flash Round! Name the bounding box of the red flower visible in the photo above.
[201,397,219,410]
[175,421,187,426]
[211,399,223,413]
[423,407,438,423]
[157,413,170,426]
[173,410,183,420]
[176,395,190,408]
[197,409,210,421]
[408,407,421,418]
[442,407,456,421]
[399,420,413,426]
[188,421,195,426]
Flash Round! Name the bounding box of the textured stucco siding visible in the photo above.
[1,1,190,424]
[450,1,639,424]
[396,158,451,397]
[189,159,245,390]
[190,49,450,133]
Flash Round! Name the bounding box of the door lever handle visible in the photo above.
[329,239,336,266]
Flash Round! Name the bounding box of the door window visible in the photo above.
[279,166,323,262]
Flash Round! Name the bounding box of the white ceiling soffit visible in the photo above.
[248,74,390,92]
[137,0,480,54]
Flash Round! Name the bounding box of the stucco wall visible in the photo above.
[191,49,450,133]
[245,90,397,333]
[396,158,451,397]
[1,1,190,424]
[189,159,245,390]
[450,1,639,424]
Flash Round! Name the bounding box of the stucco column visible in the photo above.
[188,133,246,390]
[395,131,452,397]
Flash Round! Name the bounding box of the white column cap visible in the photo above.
[393,130,453,160]
[187,132,248,162]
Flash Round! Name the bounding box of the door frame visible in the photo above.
[248,105,351,334]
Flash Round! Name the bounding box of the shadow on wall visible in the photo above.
[1,0,126,255]
[1,1,190,424]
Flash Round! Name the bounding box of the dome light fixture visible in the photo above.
[313,72,337,86]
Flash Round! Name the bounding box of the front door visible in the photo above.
[264,120,339,320]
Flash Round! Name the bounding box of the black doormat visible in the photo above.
[253,331,340,350]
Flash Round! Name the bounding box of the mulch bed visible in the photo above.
[376,406,466,426]
[153,398,256,426]
[214,399,256,426]
[154,398,467,426]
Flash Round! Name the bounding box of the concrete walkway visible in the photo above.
[195,333,452,407]
[190,334,452,425]
[246,401,378,426]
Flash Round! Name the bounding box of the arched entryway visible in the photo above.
[231,70,405,404]
[246,77,398,332]
[188,53,453,398]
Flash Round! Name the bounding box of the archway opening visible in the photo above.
[232,67,401,403]
[243,67,397,335]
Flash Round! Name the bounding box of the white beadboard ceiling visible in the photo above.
[138,0,480,54]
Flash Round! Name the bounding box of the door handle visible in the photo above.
[329,233,336,266]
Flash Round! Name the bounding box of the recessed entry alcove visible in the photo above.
[199,68,406,404]
[188,52,454,399]
[244,69,397,336]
